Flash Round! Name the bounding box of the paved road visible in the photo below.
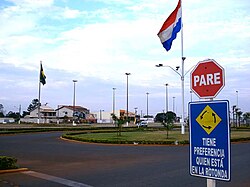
[0,132,249,187]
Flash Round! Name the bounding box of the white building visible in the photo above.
[21,105,97,124]
[55,105,97,123]
[0,118,15,124]
[29,105,56,118]
[21,105,56,123]
[56,105,89,118]
[93,110,136,123]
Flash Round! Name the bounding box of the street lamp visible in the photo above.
[14,105,21,124]
[125,73,131,126]
[172,96,176,113]
[72,80,77,126]
[165,83,169,112]
[100,109,104,123]
[146,92,149,121]
[236,90,238,108]
[156,58,191,135]
[232,105,236,127]
[112,88,116,124]
[112,88,116,115]
[134,107,138,115]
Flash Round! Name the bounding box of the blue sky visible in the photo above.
[0,0,249,117]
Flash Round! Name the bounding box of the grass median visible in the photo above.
[62,128,250,145]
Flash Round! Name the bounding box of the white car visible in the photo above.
[137,121,148,127]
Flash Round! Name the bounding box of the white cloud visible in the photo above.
[1,0,250,114]
[8,0,54,8]
[62,7,81,19]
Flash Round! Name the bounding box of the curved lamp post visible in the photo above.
[72,80,77,126]
[146,92,149,121]
[125,73,131,126]
[155,61,192,134]
[165,83,169,112]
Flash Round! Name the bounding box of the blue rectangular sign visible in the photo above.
[189,100,230,181]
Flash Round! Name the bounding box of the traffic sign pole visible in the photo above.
[207,98,216,187]
[207,179,216,187]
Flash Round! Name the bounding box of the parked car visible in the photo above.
[137,121,148,127]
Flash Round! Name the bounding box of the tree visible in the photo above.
[236,110,243,127]
[22,111,30,117]
[154,113,166,123]
[0,104,4,117]
[6,111,20,122]
[243,112,250,126]
[155,112,176,123]
[111,113,126,136]
[27,99,40,112]
[0,104,4,113]
[162,111,176,139]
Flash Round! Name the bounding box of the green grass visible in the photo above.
[64,129,250,145]
[230,131,250,138]
[73,131,188,141]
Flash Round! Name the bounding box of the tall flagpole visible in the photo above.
[38,61,42,124]
[180,0,186,134]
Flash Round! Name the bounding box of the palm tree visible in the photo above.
[111,113,126,136]
[243,112,250,126]
[236,110,243,127]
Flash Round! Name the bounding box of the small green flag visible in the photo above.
[40,63,46,85]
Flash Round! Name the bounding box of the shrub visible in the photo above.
[0,156,18,170]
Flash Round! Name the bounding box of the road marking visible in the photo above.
[23,171,92,187]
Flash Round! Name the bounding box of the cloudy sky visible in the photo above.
[0,0,249,117]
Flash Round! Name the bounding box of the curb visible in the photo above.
[0,168,28,174]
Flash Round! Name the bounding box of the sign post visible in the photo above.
[189,100,231,182]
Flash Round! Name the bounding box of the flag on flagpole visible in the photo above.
[157,0,182,51]
[40,62,46,85]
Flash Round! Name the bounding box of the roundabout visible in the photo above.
[0,130,250,186]
[61,127,250,145]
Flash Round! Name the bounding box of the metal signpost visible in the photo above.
[189,59,230,187]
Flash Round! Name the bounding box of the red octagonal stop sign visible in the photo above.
[191,59,225,99]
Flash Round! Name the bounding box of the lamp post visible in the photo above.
[165,83,169,112]
[125,73,131,126]
[112,88,116,124]
[57,105,60,124]
[236,90,239,127]
[190,90,193,102]
[134,107,138,115]
[18,104,21,124]
[236,90,238,108]
[146,92,149,121]
[100,109,104,123]
[72,80,77,126]
[155,60,194,135]
[14,105,21,124]
[232,105,236,127]
[134,107,138,125]
[173,96,176,113]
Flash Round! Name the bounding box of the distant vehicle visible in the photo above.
[137,121,148,127]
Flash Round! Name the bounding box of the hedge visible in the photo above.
[0,156,18,170]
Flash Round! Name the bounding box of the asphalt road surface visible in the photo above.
[0,132,249,187]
